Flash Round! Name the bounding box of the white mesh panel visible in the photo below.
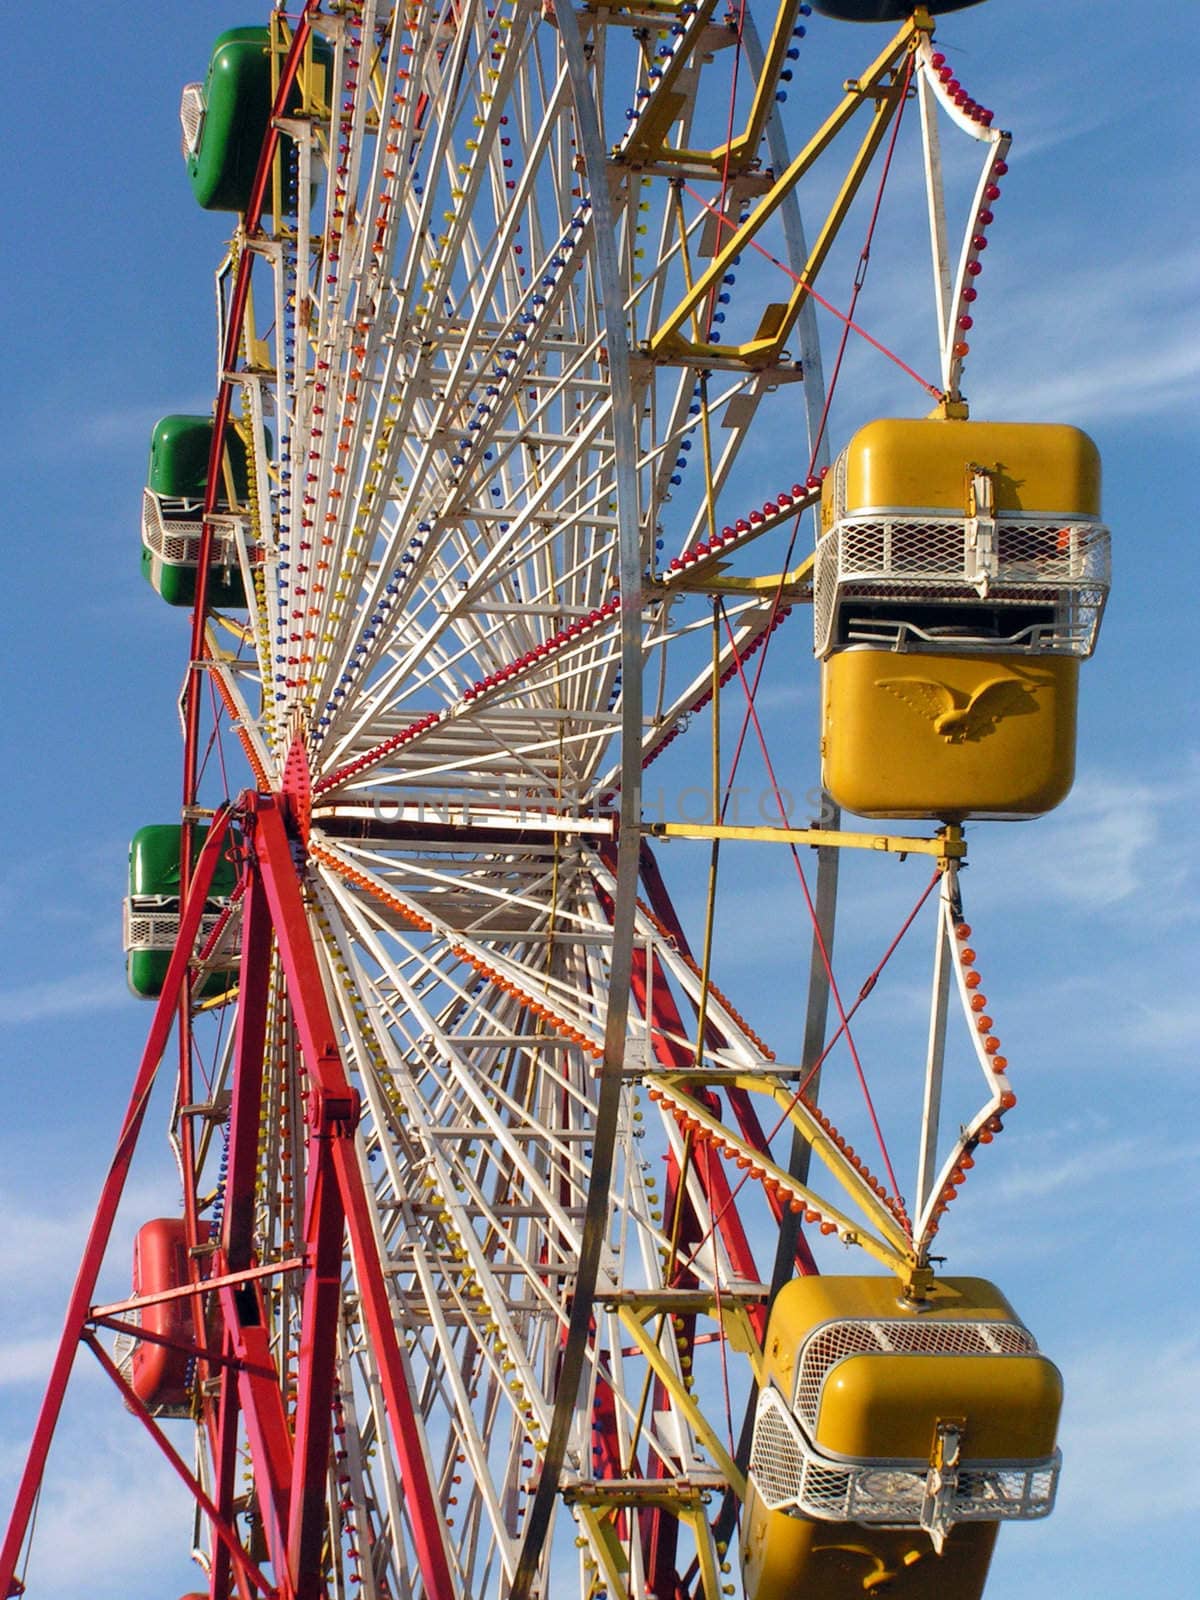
[141,489,251,569]
[123,901,239,962]
[748,1387,805,1507]
[793,1316,1036,1430]
[179,84,206,158]
[749,1379,1059,1531]
[812,514,1111,656]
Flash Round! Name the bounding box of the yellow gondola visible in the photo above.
[743,1275,1063,1599]
[815,416,1110,819]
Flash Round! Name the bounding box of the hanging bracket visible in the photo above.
[963,464,997,597]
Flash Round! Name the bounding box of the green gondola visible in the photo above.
[141,414,250,608]
[181,25,332,213]
[125,824,239,999]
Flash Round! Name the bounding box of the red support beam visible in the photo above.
[222,866,276,1274]
[5,792,460,1600]
[184,8,320,811]
[210,1323,254,1600]
[628,860,815,1289]
[250,796,456,1600]
[631,943,773,1317]
[208,852,281,1596]
[726,1085,819,1280]
[0,811,235,1599]
[286,1137,347,1598]
[81,1333,272,1598]
[219,1284,295,1588]
[619,868,801,1595]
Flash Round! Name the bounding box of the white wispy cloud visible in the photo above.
[0,1419,196,1599]
[787,78,1197,436]
[743,678,818,713]
[0,1199,96,1283]
[987,1130,1197,1206]
[1056,1334,1200,1528]
[973,761,1200,917]
[1019,776,1168,908]
[74,397,213,454]
[980,58,1136,165]
[971,242,1200,425]
[0,972,130,1025]
[0,838,128,938]
[0,1336,80,1388]
[927,1104,1196,1282]
[1113,993,1200,1052]
[0,1174,183,1310]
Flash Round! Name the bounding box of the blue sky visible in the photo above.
[1,3,1196,1598]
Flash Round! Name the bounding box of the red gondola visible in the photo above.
[129,1219,204,1412]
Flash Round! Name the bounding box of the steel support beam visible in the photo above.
[0,809,235,1598]
[250,795,456,1600]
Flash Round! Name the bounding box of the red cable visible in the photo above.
[706,1,752,336]
[807,49,918,468]
[673,869,938,1278]
[718,603,903,1201]
[705,61,927,1191]
[680,52,943,415]
[687,176,942,398]
[716,47,929,822]
[794,868,941,1106]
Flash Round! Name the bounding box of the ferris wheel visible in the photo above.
[2,5,1111,1600]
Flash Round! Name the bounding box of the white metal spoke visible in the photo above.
[107,6,1085,1600]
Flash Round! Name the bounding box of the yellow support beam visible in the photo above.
[616,1308,746,1492]
[681,1503,727,1600]
[615,0,723,168]
[567,1478,723,1510]
[647,820,966,864]
[572,1505,629,1600]
[649,1079,913,1270]
[587,0,698,17]
[571,1494,729,1600]
[647,13,928,367]
[665,0,807,174]
[610,1291,767,1380]
[665,551,816,595]
[606,3,810,181]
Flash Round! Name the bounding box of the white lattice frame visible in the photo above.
[749,1382,1060,1532]
[179,82,205,159]
[122,900,239,962]
[813,513,1111,657]
[141,488,255,571]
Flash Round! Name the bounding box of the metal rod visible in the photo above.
[915,874,953,1225]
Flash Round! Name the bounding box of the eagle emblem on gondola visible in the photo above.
[876,671,1051,743]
